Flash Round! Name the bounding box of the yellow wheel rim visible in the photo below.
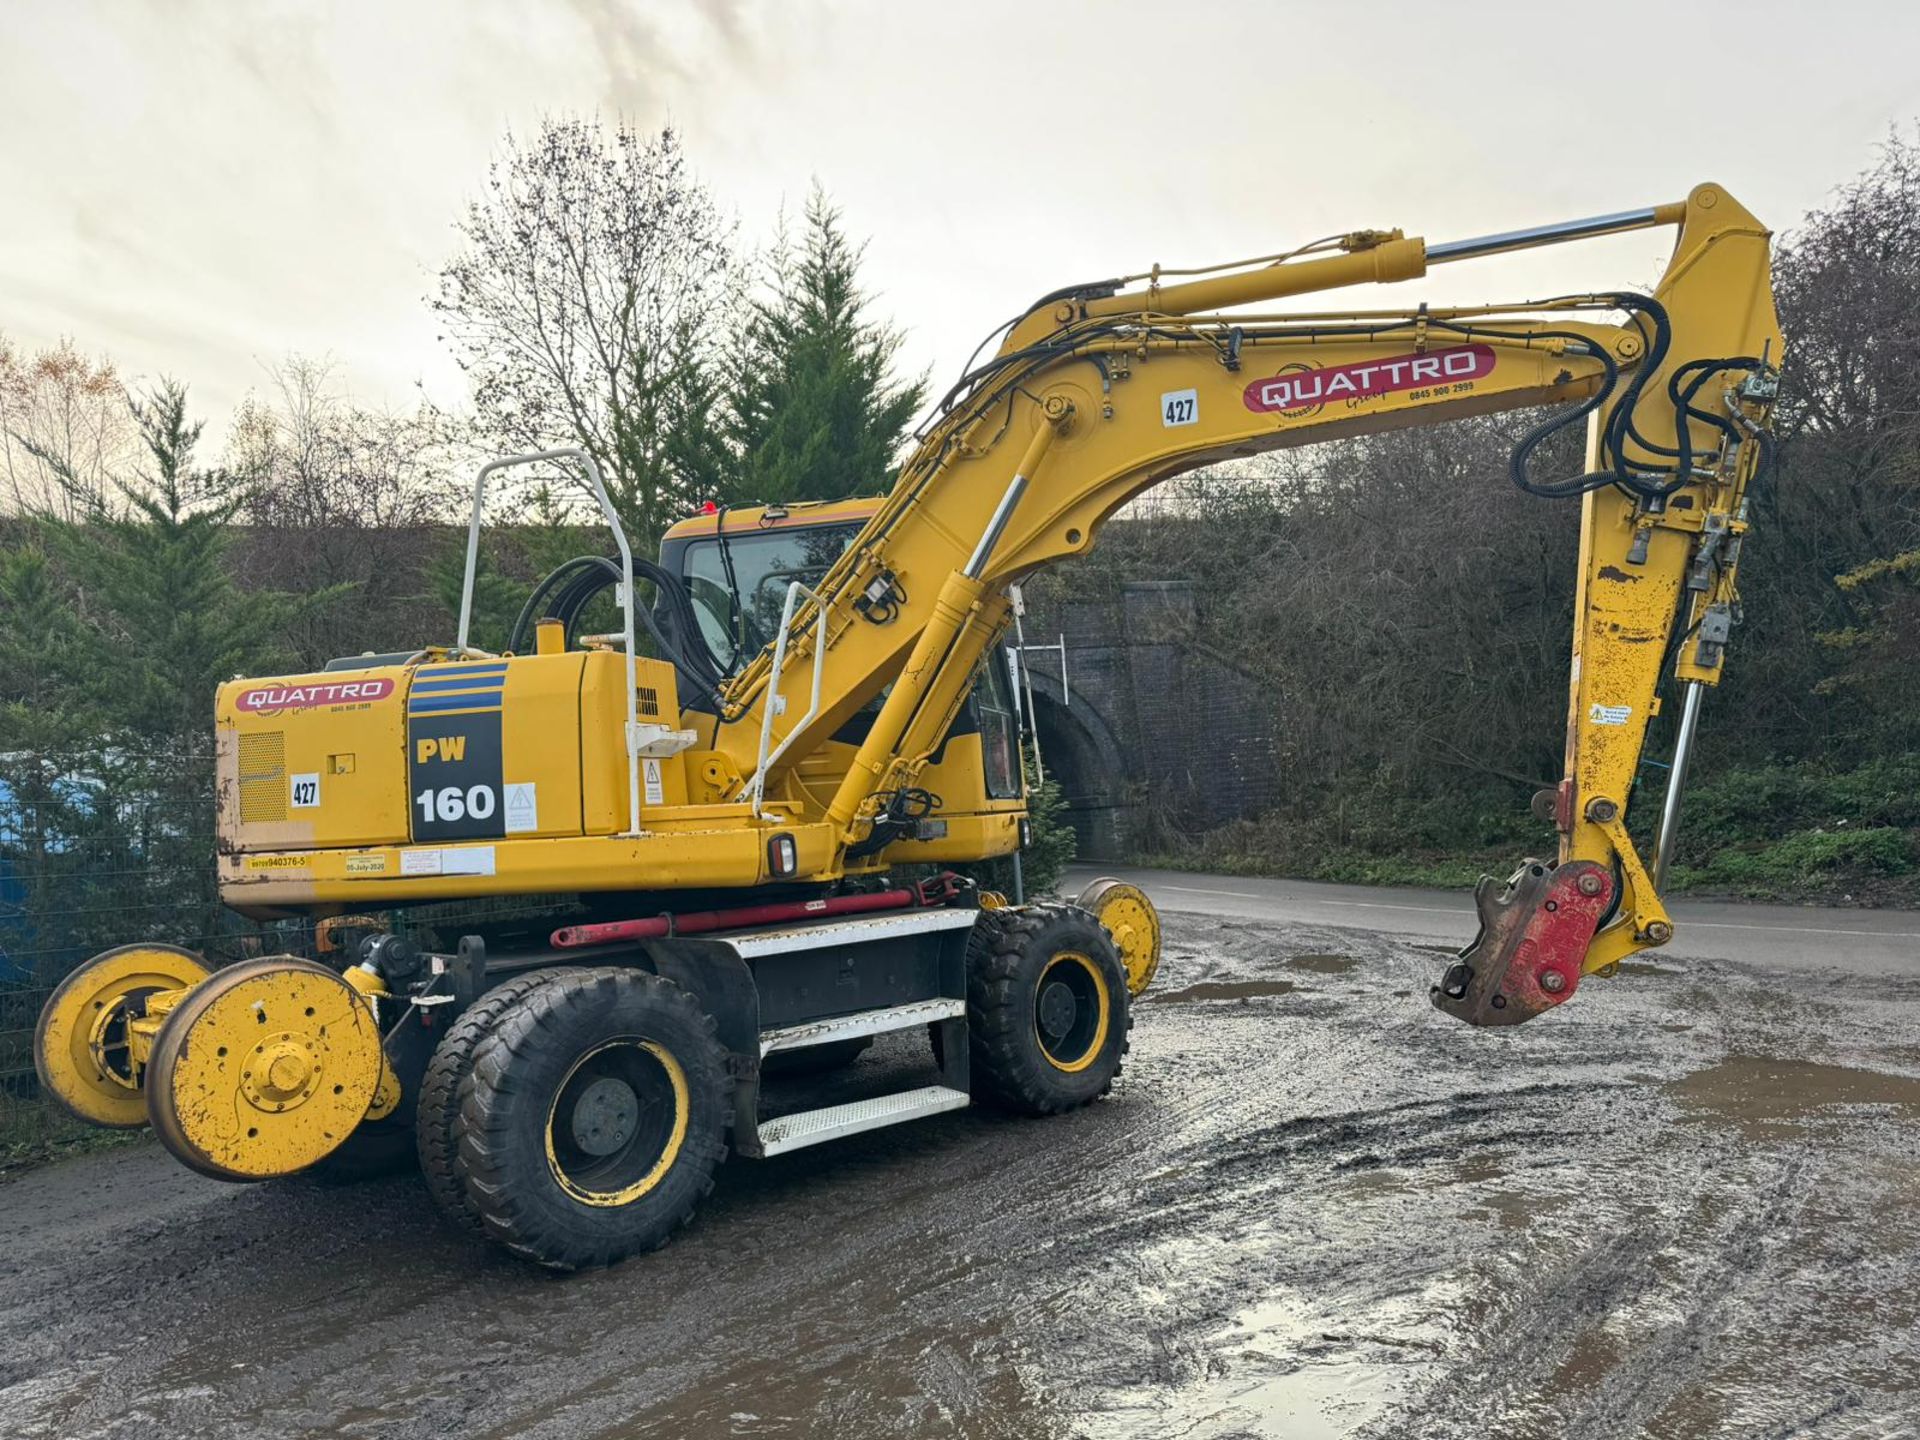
[146,958,385,1181]
[34,944,210,1128]
[1033,951,1112,1073]
[544,1039,690,1207]
[1078,879,1162,996]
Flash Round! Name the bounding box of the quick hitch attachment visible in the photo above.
[1430,859,1615,1026]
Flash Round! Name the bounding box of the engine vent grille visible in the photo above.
[637,686,660,717]
[238,731,287,823]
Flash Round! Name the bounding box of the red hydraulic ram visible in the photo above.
[551,886,929,950]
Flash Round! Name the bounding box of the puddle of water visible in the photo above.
[1286,953,1358,975]
[1087,1273,1443,1440]
[1338,1170,1409,1200]
[1451,1150,1509,1185]
[1191,1292,1431,1439]
[1543,1326,1626,1399]
[1203,1356,1403,1440]
[1667,1056,1920,1139]
[1477,1186,1573,1233]
[1150,980,1298,1004]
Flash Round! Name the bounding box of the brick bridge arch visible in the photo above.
[1024,671,1130,859]
[1017,579,1281,861]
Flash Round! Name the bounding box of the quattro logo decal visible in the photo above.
[1244,344,1495,415]
[236,677,394,713]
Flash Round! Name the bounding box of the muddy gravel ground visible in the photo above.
[5,910,1920,1440]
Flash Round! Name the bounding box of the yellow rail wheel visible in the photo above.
[1075,878,1163,997]
[454,969,731,1270]
[33,943,211,1128]
[964,906,1131,1116]
[145,957,386,1182]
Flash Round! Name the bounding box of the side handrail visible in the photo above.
[456,448,644,838]
[744,579,827,820]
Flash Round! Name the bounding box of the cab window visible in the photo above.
[682,524,863,673]
[976,650,1023,800]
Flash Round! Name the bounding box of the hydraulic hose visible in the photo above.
[507,555,728,707]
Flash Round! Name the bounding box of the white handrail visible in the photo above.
[744,579,827,820]
[456,448,645,838]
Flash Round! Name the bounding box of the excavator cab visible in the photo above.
[660,499,1032,869]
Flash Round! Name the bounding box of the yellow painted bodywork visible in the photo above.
[208,183,1779,983]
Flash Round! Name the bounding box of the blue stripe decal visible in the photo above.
[407,694,504,714]
[411,681,508,696]
[413,669,507,685]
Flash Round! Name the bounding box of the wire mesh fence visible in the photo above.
[0,747,317,1159]
[0,745,592,1163]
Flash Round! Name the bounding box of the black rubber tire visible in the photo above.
[306,1107,418,1184]
[415,968,587,1238]
[965,906,1132,1116]
[762,1036,873,1075]
[456,968,731,1270]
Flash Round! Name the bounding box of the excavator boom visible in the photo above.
[714,182,1780,1018]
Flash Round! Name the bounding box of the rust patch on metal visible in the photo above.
[1597,565,1640,583]
[1430,860,1615,1026]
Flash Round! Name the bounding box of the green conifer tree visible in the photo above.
[54,382,295,746]
[728,187,927,504]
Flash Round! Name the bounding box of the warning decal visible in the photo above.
[503,782,539,834]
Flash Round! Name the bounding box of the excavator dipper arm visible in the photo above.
[716,182,1782,1025]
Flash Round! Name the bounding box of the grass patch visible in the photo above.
[0,1097,146,1181]
[1129,757,1920,906]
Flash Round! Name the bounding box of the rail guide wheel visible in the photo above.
[1075,878,1162,997]
[34,943,212,1128]
[145,957,388,1182]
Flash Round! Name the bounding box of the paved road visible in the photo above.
[1064,863,1920,976]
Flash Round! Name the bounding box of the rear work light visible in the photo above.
[767,833,798,877]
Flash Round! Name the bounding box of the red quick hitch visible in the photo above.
[1430,859,1615,1026]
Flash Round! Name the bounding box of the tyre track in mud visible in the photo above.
[3,912,1919,1438]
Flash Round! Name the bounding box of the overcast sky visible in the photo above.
[4,0,1917,449]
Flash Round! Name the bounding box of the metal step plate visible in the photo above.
[759,998,966,1057]
[757,1085,970,1157]
[723,907,978,958]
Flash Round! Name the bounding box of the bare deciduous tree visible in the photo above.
[432,118,738,546]
[0,332,139,519]
[226,356,462,662]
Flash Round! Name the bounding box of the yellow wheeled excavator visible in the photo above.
[36,183,1781,1268]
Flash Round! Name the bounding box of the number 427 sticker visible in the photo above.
[1161,389,1198,427]
[290,773,320,808]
